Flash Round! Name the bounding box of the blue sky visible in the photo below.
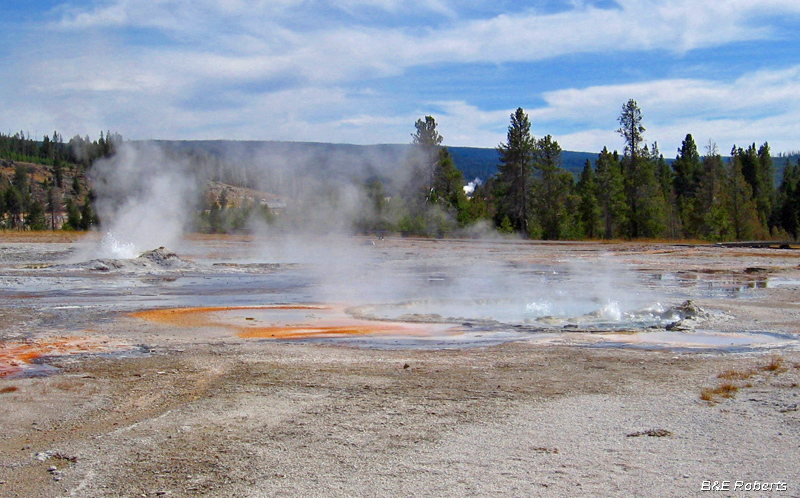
[2,0,800,154]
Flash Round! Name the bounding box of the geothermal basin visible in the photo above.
[1,234,800,497]
[2,234,799,375]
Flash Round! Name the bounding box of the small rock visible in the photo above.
[674,300,708,320]
[626,429,672,438]
[666,321,691,331]
[35,450,56,462]
[403,363,410,369]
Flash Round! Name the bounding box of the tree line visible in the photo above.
[366,100,797,241]
[0,130,119,230]
[4,103,800,241]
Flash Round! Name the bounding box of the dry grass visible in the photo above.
[0,230,92,243]
[715,382,739,397]
[761,355,786,374]
[701,382,739,403]
[717,368,757,380]
[52,379,86,392]
[702,356,796,404]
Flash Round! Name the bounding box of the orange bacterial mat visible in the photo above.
[0,337,128,377]
[132,305,458,340]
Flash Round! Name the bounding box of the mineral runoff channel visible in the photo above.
[2,235,800,378]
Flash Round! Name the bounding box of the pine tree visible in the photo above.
[532,134,573,239]
[653,143,679,238]
[64,198,81,230]
[431,147,470,226]
[208,202,223,234]
[727,147,763,240]
[595,147,626,239]
[617,100,666,238]
[775,158,800,239]
[410,116,444,204]
[756,142,776,228]
[52,156,64,189]
[4,186,23,229]
[46,187,58,230]
[696,142,733,241]
[79,201,95,230]
[12,164,28,194]
[495,108,535,234]
[673,134,702,236]
[25,200,47,231]
[576,159,602,238]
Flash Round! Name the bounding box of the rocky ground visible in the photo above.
[0,234,799,497]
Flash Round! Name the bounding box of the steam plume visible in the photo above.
[89,142,200,258]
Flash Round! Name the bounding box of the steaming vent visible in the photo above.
[347,299,708,331]
[60,247,196,272]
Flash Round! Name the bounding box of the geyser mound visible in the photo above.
[347,299,711,331]
[62,247,196,272]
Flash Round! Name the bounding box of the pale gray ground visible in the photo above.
[0,236,799,497]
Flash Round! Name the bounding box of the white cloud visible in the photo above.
[53,0,800,77]
[427,101,509,147]
[528,65,800,153]
[5,0,800,149]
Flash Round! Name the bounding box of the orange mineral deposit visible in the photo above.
[131,305,448,340]
[0,336,127,377]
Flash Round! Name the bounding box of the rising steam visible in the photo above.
[76,139,683,335]
[88,142,200,258]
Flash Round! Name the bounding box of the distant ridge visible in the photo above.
[449,147,597,181]
[143,139,790,185]
[145,139,597,183]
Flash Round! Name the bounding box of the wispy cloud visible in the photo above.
[525,64,800,152]
[2,0,800,152]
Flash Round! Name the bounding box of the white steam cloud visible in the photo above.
[89,142,200,258]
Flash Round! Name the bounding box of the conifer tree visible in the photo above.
[79,201,95,230]
[756,142,775,228]
[617,100,666,238]
[577,159,602,238]
[410,116,444,204]
[25,200,47,230]
[696,142,732,241]
[673,134,702,236]
[431,147,470,226]
[532,134,573,239]
[46,187,58,230]
[64,198,81,230]
[4,186,23,229]
[775,158,800,239]
[726,147,763,240]
[595,147,626,239]
[496,108,535,234]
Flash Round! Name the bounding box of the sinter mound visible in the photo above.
[66,247,196,272]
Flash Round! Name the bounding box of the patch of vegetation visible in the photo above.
[761,355,787,373]
[701,355,792,404]
[717,368,757,380]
